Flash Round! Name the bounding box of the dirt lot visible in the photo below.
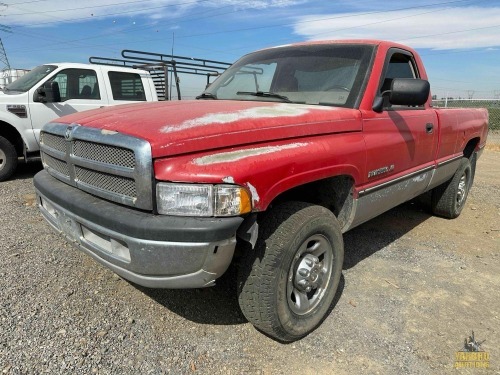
[1,135,499,374]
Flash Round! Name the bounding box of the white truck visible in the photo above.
[0,63,158,181]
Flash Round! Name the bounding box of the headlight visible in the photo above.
[156,183,252,217]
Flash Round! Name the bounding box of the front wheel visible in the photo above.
[0,136,18,182]
[237,202,344,342]
[431,157,472,219]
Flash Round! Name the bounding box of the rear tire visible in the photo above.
[237,202,344,342]
[0,136,18,182]
[468,152,477,188]
[431,157,472,219]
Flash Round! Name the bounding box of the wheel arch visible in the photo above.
[266,174,356,231]
[463,137,480,159]
[0,120,24,156]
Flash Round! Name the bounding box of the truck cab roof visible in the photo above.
[43,62,150,75]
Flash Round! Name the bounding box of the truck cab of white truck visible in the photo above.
[0,62,157,181]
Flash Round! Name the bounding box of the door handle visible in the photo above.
[425,123,434,134]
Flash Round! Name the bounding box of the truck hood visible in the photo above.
[54,100,362,158]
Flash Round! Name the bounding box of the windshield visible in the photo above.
[204,44,374,108]
[4,65,57,93]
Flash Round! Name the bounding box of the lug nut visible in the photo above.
[299,268,309,277]
[297,280,308,288]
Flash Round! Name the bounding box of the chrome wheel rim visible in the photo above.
[456,173,468,208]
[287,234,333,315]
[0,148,5,171]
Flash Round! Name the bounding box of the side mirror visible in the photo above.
[373,78,430,113]
[33,81,61,103]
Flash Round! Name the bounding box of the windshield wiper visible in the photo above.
[236,91,291,103]
[196,92,217,100]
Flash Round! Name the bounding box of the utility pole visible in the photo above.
[0,37,10,71]
[0,21,12,71]
[467,90,475,100]
[0,0,12,72]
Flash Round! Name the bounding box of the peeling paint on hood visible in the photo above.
[193,143,309,166]
[161,103,333,133]
[53,100,362,159]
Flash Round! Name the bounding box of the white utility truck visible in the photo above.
[0,63,157,181]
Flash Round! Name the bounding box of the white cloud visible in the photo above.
[292,7,500,50]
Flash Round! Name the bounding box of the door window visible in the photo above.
[50,69,100,101]
[108,72,146,101]
[379,51,421,109]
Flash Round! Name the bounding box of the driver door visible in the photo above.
[28,68,106,143]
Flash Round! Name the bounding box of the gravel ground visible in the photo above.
[1,136,499,374]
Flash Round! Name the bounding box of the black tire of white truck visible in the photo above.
[0,136,18,182]
[237,201,344,342]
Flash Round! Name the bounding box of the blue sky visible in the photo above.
[2,0,500,99]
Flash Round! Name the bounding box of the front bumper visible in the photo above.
[34,170,244,288]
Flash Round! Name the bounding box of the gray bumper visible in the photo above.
[34,170,243,289]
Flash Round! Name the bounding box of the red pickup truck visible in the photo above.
[34,40,488,342]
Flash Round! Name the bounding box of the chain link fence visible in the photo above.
[432,99,500,131]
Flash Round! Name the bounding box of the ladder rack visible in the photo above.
[89,50,231,100]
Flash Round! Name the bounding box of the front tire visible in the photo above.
[431,157,472,219]
[237,202,344,342]
[0,136,18,182]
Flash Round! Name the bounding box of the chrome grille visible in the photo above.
[39,123,153,210]
[75,167,137,197]
[73,140,135,168]
[40,132,66,153]
[42,153,70,177]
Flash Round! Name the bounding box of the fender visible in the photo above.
[154,132,365,211]
[0,117,38,154]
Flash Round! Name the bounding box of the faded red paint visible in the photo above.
[55,101,361,159]
[53,40,489,212]
[154,132,366,210]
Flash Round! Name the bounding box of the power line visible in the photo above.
[5,0,273,54]
[175,0,475,40]
[5,0,230,27]
[4,0,251,56]
[9,0,482,56]
[7,0,479,32]
[6,0,211,17]
[173,0,486,51]
[4,0,48,4]
[399,23,500,42]
[292,0,484,40]
[4,0,499,76]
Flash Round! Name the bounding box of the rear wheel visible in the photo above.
[431,157,472,219]
[0,136,18,182]
[237,202,344,342]
[469,152,477,187]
